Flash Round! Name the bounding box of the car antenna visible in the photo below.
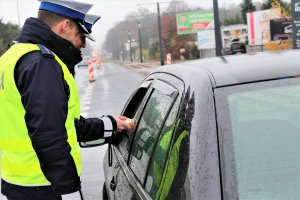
[220,56,228,64]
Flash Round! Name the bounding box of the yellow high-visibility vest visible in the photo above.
[0,43,81,186]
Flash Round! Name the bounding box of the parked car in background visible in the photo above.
[76,55,91,68]
[81,50,300,200]
[223,39,247,55]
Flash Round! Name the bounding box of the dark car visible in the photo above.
[223,39,247,55]
[81,50,300,200]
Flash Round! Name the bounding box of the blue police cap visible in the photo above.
[38,0,93,34]
[84,14,101,41]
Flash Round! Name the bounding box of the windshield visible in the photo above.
[215,77,300,200]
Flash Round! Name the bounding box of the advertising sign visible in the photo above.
[197,30,215,49]
[176,11,214,35]
[247,9,281,45]
[292,0,300,49]
[270,17,293,41]
[221,24,248,47]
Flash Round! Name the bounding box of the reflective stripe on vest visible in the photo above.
[157,130,188,200]
[0,43,81,186]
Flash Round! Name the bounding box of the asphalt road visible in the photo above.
[0,62,145,200]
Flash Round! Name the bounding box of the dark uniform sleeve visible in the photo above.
[75,115,117,142]
[14,51,80,194]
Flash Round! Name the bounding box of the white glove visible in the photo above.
[61,191,82,200]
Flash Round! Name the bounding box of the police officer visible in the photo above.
[0,0,132,199]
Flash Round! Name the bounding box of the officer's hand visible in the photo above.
[61,191,81,200]
[114,116,134,132]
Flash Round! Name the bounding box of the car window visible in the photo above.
[215,78,300,200]
[144,97,180,199]
[129,88,175,184]
[118,81,153,161]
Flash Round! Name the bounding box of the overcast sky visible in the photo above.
[0,0,291,48]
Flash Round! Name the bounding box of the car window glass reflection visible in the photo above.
[129,89,173,184]
[216,79,300,200]
[145,98,180,199]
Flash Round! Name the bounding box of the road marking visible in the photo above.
[80,82,95,117]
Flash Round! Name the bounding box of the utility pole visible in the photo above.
[128,31,133,62]
[213,0,222,56]
[157,2,164,66]
[122,40,125,61]
[138,22,143,63]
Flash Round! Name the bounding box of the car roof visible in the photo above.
[155,50,300,87]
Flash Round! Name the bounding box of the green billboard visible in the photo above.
[176,11,214,35]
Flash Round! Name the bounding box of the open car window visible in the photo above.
[117,80,153,161]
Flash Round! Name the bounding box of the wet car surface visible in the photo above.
[82,50,300,200]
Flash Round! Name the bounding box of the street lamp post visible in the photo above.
[213,0,222,56]
[138,22,143,63]
[137,2,165,65]
[122,41,125,61]
[157,2,164,66]
[128,31,133,62]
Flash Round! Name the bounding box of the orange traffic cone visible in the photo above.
[88,60,95,83]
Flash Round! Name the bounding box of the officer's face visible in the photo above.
[62,20,86,49]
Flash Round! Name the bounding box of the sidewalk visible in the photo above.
[114,60,161,75]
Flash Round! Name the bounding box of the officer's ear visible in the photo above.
[52,19,71,35]
[61,19,72,33]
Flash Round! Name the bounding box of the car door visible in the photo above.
[108,73,184,199]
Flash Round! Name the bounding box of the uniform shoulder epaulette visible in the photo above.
[37,44,54,58]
